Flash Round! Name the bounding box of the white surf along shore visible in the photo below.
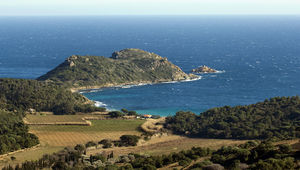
[79,76,203,111]
[80,70,226,112]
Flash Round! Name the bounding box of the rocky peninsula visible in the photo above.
[38,49,198,91]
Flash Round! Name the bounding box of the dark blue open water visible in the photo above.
[1,16,300,116]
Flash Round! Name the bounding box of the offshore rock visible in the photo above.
[191,65,217,73]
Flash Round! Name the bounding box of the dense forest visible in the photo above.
[208,141,299,170]
[165,96,300,140]
[0,109,39,154]
[0,78,105,114]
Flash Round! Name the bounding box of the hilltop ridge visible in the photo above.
[37,49,198,90]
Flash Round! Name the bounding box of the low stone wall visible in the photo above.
[0,144,41,160]
[24,122,91,126]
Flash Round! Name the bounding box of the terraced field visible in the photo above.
[0,115,252,169]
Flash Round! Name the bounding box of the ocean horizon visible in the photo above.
[1,16,300,116]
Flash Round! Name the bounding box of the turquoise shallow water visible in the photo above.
[1,16,300,116]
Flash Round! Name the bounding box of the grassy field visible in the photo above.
[30,119,142,132]
[0,145,64,169]
[24,114,145,146]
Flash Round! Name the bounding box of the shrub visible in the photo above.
[120,135,140,146]
[109,111,124,118]
[178,160,189,167]
[103,142,113,148]
[121,108,129,113]
[99,139,110,145]
[85,141,97,148]
[99,139,113,148]
[151,115,161,119]
[74,144,85,153]
[128,111,137,116]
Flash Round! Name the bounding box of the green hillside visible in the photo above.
[37,48,197,90]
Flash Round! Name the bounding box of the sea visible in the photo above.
[1,16,300,116]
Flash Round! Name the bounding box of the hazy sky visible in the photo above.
[1,0,300,16]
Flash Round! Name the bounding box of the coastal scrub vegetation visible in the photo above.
[165,96,300,140]
[37,49,195,88]
[208,141,298,170]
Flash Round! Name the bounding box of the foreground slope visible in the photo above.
[37,48,197,90]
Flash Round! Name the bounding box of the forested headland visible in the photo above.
[165,96,300,140]
[0,78,105,115]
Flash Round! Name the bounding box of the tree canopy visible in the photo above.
[165,96,300,140]
[0,109,39,154]
[0,78,105,115]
